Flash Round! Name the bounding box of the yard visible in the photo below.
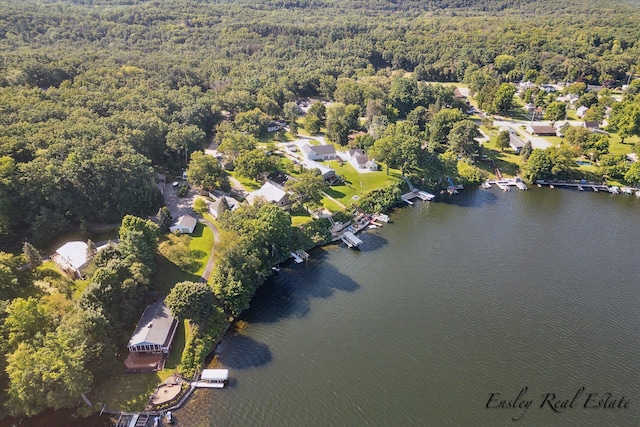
[323,160,401,206]
[90,319,189,412]
[155,222,213,295]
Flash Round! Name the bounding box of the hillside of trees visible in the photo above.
[2,0,640,245]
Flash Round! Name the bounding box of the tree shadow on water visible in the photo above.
[437,188,501,208]
[238,247,361,324]
[215,333,273,370]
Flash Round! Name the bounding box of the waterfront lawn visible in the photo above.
[608,134,639,156]
[91,319,188,412]
[479,141,523,178]
[290,209,314,226]
[324,161,400,206]
[154,231,205,296]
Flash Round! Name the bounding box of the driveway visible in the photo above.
[163,183,198,219]
[493,119,552,149]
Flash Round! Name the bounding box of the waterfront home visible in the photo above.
[347,149,378,171]
[125,300,179,372]
[246,182,290,208]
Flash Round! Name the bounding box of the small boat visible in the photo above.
[368,224,378,229]
[165,411,174,424]
[481,181,491,189]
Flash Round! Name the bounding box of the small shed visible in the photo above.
[169,214,197,234]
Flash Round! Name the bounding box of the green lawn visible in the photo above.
[324,161,400,206]
[290,209,314,226]
[227,170,262,191]
[189,222,214,277]
[90,320,187,412]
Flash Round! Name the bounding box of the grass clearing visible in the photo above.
[227,170,262,192]
[324,161,400,206]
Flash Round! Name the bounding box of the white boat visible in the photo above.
[609,186,620,194]
[165,411,174,424]
[481,181,491,189]
[368,224,378,229]
[621,187,634,194]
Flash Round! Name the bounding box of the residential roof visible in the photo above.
[266,171,290,187]
[584,121,600,129]
[209,197,229,216]
[55,241,89,271]
[509,134,526,149]
[301,143,337,157]
[247,182,288,204]
[128,301,176,348]
[174,214,197,230]
[530,125,557,135]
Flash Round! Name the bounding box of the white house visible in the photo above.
[300,143,338,161]
[169,214,197,234]
[576,105,589,118]
[52,241,90,279]
[246,182,290,207]
[267,120,285,132]
[347,149,378,171]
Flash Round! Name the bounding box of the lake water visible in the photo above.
[175,187,640,427]
[15,187,639,427]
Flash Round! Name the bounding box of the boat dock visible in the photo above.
[341,231,363,248]
[536,180,610,192]
[484,178,528,191]
[401,190,436,204]
[289,249,309,263]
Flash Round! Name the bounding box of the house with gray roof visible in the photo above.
[246,182,290,207]
[125,300,178,372]
[301,143,338,161]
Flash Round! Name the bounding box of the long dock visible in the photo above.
[535,180,610,192]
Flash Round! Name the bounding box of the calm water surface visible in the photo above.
[174,187,640,427]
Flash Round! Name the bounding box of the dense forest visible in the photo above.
[2,0,640,244]
[1,0,640,420]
